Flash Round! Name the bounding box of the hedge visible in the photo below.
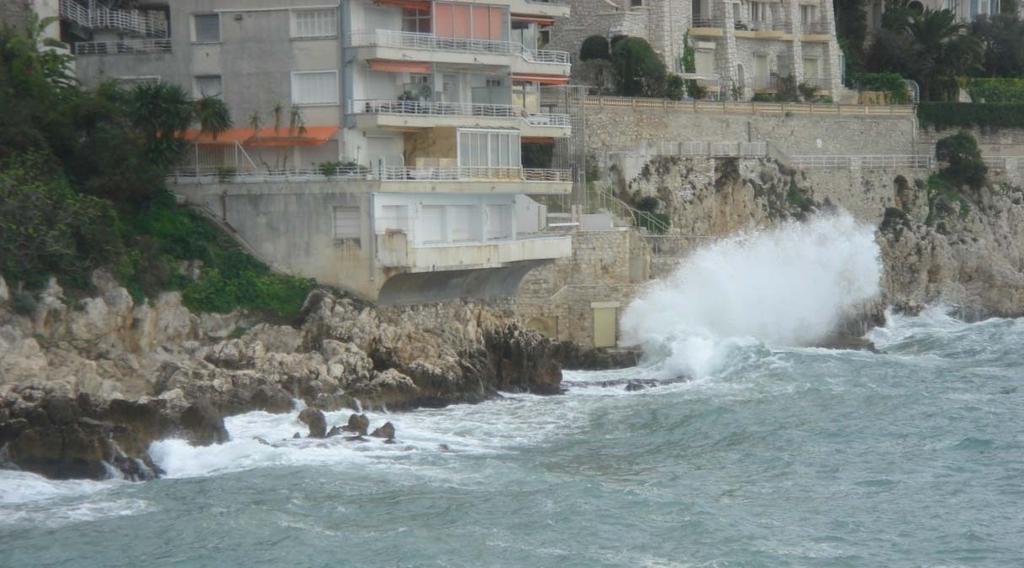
[966,78,1024,103]
[917,102,1024,130]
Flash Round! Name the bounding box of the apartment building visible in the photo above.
[865,0,1006,31]
[550,0,843,101]
[57,0,574,303]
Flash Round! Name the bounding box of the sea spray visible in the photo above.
[621,213,882,378]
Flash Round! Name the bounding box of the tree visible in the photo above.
[935,132,987,190]
[610,37,667,97]
[580,35,610,61]
[972,14,1024,77]
[665,74,685,100]
[905,9,981,100]
[835,0,868,75]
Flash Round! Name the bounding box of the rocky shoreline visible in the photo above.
[0,274,636,481]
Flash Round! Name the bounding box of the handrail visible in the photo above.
[167,166,572,184]
[348,99,571,127]
[585,96,916,116]
[59,0,168,37]
[591,188,671,234]
[345,29,570,65]
[73,38,172,55]
[790,154,933,169]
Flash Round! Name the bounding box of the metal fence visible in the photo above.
[167,166,572,184]
[59,0,168,37]
[790,155,933,170]
[347,99,570,127]
[72,38,171,55]
[585,96,916,116]
[345,30,569,65]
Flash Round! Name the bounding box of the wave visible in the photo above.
[622,213,882,378]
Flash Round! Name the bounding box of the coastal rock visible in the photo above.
[370,421,395,440]
[341,413,369,436]
[298,407,327,438]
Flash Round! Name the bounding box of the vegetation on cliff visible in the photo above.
[0,20,314,318]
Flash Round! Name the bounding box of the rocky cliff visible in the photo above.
[0,273,632,480]
[618,155,1024,320]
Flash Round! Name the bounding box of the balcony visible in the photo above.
[346,30,570,75]
[377,232,572,271]
[72,38,172,56]
[59,0,168,37]
[734,19,793,36]
[167,165,573,195]
[348,99,570,136]
[800,20,831,38]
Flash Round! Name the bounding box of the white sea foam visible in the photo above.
[0,470,116,506]
[622,213,882,378]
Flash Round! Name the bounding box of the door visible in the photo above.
[592,302,619,348]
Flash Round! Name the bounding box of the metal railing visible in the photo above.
[346,29,570,65]
[59,0,168,37]
[735,19,793,32]
[591,188,671,234]
[800,20,830,34]
[585,96,917,115]
[348,99,571,127]
[691,17,727,28]
[167,166,572,184]
[72,38,172,55]
[790,155,933,170]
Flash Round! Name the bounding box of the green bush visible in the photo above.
[918,102,1024,130]
[935,132,988,190]
[665,74,686,101]
[579,35,610,61]
[852,72,910,103]
[966,78,1024,103]
[610,37,667,97]
[0,155,124,289]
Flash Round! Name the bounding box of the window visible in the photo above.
[333,207,361,243]
[402,8,431,33]
[194,75,222,98]
[458,129,521,169]
[292,9,336,38]
[291,71,338,105]
[434,3,507,41]
[193,14,220,43]
[485,204,512,240]
[800,5,817,25]
[448,205,477,242]
[420,205,446,244]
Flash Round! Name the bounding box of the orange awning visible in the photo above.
[522,136,556,144]
[182,126,338,147]
[512,73,570,85]
[375,0,431,10]
[511,15,556,26]
[368,59,432,73]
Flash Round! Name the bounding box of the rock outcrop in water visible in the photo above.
[0,273,629,481]
[878,181,1024,318]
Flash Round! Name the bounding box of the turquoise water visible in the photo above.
[3,309,1023,567]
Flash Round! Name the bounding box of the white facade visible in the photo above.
[58,0,575,302]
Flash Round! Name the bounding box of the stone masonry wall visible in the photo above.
[584,102,920,157]
[515,230,651,347]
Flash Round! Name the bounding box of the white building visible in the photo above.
[57,0,575,303]
[551,0,844,101]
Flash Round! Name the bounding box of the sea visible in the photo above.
[2,214,1022,567]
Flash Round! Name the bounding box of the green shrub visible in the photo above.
[580,35,611,61]
[610,37,667,97]
[918,102,1024,130]
[966,78,1024,103]
[852,72,910,103]
[665,74,686,101]
[935,132,988,190]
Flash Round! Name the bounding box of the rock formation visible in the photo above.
[0,273,629,480]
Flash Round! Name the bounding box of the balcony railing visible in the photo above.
[59,0,168,37]
[790,155,932,170]
[346,30,570,65]
[348,99,571,127]
[800,20,830,34]
[735,19,793,32]
[691,17,727,28]
[72,39,172,55]
[167,166,573,184]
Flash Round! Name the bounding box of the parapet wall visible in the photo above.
[583,99,920,158]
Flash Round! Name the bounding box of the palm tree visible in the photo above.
[194,96,231,140]
[125,82,232,166]
[271,102,284,133]
[288,107,306,136]
[905,9,981,100]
